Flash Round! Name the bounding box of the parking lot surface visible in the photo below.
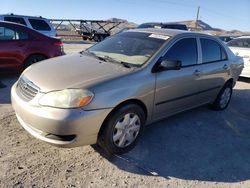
[1,41,250,188]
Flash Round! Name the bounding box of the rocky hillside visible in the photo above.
[174,20,248,36]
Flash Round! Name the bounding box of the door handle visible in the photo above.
[193,70,202,76]
[223,64,229,70]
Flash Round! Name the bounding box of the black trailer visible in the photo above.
[49,19,123,42]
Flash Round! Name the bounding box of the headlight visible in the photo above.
[39,89,94,108]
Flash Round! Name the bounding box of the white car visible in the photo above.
[228,36,250,78]
[0,14,56,37]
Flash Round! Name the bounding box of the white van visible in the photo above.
[0,14,56,37]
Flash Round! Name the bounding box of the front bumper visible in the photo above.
[11,83,112,147]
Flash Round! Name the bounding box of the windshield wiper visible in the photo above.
[81,51,136,68]
[101,55,135,68]
[81,50,107,62]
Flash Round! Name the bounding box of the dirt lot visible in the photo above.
[1,41,250,188]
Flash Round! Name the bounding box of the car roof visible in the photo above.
[0,14,48,20]
[0,20,26,27]
[236,36,250,39]
[126,28,205,37]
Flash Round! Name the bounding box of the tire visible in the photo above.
[93,35,100,42]
[211,82,233,110]
[98,104,146,155]
[99,35,105,41]
[24,55,46,69]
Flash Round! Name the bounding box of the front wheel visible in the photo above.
[211,82,233,110]
[98,104,146,155]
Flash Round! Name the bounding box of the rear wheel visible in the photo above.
[211,82,233,110]
[24,55,46,69]
[93,35,100,42]
[82,36,88,40]
[98,104,146,154]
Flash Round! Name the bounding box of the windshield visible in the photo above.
[86,32,168,66]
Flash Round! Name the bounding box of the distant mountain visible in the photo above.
[175,20,249,36]
[107,18,128,22]
[106,18,137,34]
[177,20,221,31]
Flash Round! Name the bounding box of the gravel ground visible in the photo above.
[1,41,250,188]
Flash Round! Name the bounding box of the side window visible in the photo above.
[4,17,27,26]
[28,19,51,31]
[15,30,29,40]
[227,38,250,48]
[200,38,227,63]
[163,38,197,67]
[0,26,29,40]
[0,27,15,40]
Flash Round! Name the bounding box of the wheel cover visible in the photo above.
[220,87,231,108]
[112,113,141,148]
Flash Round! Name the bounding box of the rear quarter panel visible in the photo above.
[224,45,244,82]
[27,38,63,58]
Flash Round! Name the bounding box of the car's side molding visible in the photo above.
[155,85,221,106]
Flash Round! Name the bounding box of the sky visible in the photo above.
[1,0,250,31]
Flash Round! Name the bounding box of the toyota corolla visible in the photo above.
[11,29,243,154]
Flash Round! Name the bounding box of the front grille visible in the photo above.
[16,77,39,101]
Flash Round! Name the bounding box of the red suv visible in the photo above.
[0,21,64,72]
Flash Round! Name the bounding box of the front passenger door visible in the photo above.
[153,38,203,120]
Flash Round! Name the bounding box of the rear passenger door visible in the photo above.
[0,25,30,68]
[197,38,230,103]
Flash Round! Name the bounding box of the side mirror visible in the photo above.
[152,59,181,73]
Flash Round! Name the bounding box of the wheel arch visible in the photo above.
[24,53,48,63]
[226,78,234,87]
[98,98,148,137]
[23,53,48,69]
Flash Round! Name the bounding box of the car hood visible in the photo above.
[23,53,133,92]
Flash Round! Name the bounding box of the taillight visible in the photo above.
[53,41,64,53]
[53,41,62,46]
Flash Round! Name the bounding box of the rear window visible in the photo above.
[137,23,160,29]
[227,38,250,48]
[28,19,51,31]
[4,17,27,26]
[200,38,227,63]
[162,24,188,30]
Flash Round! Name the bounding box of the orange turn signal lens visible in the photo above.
[78,95,93,107]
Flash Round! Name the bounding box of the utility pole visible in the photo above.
[195,6,200,30]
